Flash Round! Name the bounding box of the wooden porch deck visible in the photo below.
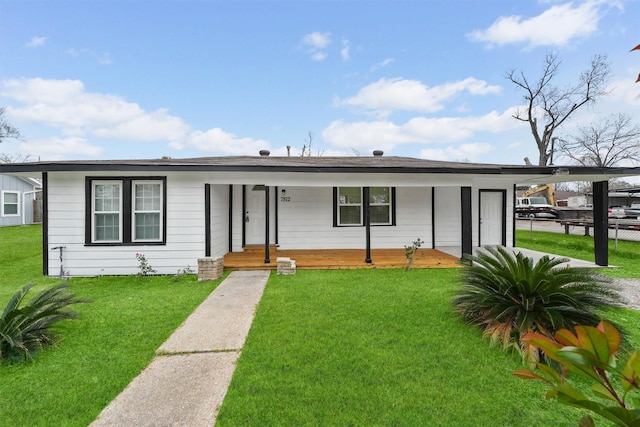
[223,247,462,270]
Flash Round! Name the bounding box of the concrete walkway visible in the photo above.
[91,270,270,427]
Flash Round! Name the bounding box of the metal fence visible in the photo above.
[515,218,640,253]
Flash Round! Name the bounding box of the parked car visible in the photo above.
[608,206,628,219]
[625,204,640,219]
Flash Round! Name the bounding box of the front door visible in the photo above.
[479,190,505,246]
[246,185,267,245]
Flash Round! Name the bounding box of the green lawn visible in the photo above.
[0,225,223,426]
[2,225,640,426]
[515,229,640,277]
[217,269,640,426]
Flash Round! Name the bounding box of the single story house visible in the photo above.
[2,152,639,277]
[0,174,42,227]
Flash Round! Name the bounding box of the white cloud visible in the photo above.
[336,77,502,114]
[467,0,621,49]
[419,143,495,162]
[66,48,112,65]
[311,52,328,62]
[301,31,338,62]
[341,39,350,61]
[370,58,395,73]
[303,31,331,49]
[14,137,104,160]
[26,37,47,48]
[178,128,271,155]
[322,107,522,153]
[2,78,190,143]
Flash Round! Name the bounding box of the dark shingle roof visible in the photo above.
[1,155,639,178]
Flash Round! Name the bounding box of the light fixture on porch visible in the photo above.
[252,185,266,191]
[281,188,286,194]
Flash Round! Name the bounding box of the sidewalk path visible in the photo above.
[91,270,270,427]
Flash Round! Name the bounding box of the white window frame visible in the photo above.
[132,180,163,242]
[92,181,123,243]
[2,190,20,217]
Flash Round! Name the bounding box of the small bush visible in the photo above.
[515,321,640,426]
[453,246,624,362]
[0,283,90,363]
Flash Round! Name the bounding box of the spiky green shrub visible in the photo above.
[453,246,623,362]
[0,283,90,362]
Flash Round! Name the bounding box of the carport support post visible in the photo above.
[593,180,608,266]
[364,187,372,263]
[461,187,472,259]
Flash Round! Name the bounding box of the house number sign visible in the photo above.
[280,196,291,202]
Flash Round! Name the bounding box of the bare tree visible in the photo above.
[556,113,640,167]
[0,107,21,143]
[300,131,324,157]
[507,53,611,165]
[0,153,33,163]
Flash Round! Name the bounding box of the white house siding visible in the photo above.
[433,186,461,248]
[230,185,244,252]
[47,171,207,277]
[210,184,229,258]
[274,186,433,250]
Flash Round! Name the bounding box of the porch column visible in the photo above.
[363,186,372,263]
[264,186,270,264]
[204,184,211,257]
[593,180,608,266]
[461,187,472,259]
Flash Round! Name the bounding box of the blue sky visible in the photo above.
[1,0,639,165]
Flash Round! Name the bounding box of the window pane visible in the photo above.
[4,204,18,215]
[95,213,119,241]
[339,187,361,204]
[5,193,18,204]
[135,183,161,210]
[95,184,120,212]
[370,187,390,204]
[135,213,160,240]
[339,206,361,225]
[370,205,390,224]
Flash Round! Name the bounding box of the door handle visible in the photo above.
[245,211,250,222]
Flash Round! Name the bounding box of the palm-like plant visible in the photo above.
[453,246,623,362]
[0,283,90,362]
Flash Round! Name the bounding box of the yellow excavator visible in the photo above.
[522,183,557,206]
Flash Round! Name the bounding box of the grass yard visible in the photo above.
[515,229,640,278]
[2,225,640,426]
[217,268,640,426]
[0,225,223,426]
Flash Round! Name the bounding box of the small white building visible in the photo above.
[0,174,42,227]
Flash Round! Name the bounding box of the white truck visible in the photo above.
[516,197,559,218]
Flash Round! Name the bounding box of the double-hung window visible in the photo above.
[93,182,122,242]
[1,191,19,216]
[87,177,166,245]
[334,187,395,226]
